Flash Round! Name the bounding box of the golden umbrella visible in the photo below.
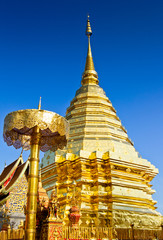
[3,103,69,240]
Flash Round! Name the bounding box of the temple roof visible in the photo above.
[0,156,29,205]
[0,156,23,186]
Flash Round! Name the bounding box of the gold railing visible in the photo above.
[0,225,162,240]
[0,228,24,240]
[63,226,163,240]
[116,228,163,240]
[63,226,112,239]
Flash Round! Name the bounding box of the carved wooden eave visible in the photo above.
[0,156,24,186]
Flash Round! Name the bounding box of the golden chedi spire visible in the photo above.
[81,15,99,85]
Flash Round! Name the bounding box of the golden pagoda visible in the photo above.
[41,16,162,235]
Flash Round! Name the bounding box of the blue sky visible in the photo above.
[0,0,163,213]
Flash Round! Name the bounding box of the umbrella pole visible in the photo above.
[25,125,41,240]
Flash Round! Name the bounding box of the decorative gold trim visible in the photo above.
[28,175,39,179]
[29,157,39,162]
[26,210,37,214]
[26,229,36,233]
[27,193,38,197]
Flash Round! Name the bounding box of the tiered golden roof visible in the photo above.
[82,15,98,86]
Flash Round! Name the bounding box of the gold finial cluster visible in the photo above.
[81,15,99,86]
[86,15,92,36]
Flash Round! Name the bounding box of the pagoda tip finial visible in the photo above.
[86,14,92,37]
[87,13,90,21]
[38,96,41,110]
[81,15,99,86]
